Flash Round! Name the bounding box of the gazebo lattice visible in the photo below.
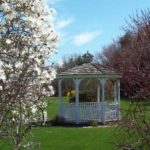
[57,63,122,124]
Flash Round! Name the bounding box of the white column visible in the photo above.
[114,80,117,104]
[117,80,120,103]
[99,78,106,124]
[100,78,106,102]
[58,79,62,117]
[117,79,121,120]
[74,79,81,124]
[97,84,100,102]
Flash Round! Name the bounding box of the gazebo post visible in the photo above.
[58,79,62,118]
[99,78,106,124]
[114,80,117,104]
[117,79,121,120]
[74,79,81,124]
[97,84,100,102]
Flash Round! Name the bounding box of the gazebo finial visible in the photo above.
[82,50,94,63]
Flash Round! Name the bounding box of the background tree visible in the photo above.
[52,52,98,101]
[52,54,85,96]
[98,10,150,99]
[0,0,58,149]
[97,10,150,149]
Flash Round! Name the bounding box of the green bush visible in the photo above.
[69,91,96,103]
[90,120,98,127]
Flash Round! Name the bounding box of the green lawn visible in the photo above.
[31,97,131,150]
[1,97,149,150]
[32,127,117,150]
[46,97,69,120]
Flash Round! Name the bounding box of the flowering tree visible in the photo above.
[99,12,150,99]
[0,0,58,149]
[98,10,150,150]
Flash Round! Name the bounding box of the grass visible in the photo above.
[1,97,149,150]
[31,97,131,150]
[32,127,117,150]
[46,97,69,120]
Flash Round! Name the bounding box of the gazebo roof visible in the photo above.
[57,63,121,79]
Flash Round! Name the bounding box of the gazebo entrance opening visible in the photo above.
[78,79,99,103]
[57,63,121,124]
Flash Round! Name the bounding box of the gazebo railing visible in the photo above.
[79,102,102,121]
[60,102,119,123]
[105,104,119,121]
[61,103,76,121]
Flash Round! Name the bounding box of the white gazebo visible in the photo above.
[57,63,122,124]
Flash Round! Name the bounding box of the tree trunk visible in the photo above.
[14,145,19,150]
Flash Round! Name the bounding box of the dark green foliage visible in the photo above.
[69,91,96,103]
[90,120,98,127]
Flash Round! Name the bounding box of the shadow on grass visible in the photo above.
[41,116,119,128]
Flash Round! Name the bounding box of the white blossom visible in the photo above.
[31,105,38,114]
[0,85,3,90]
[15,62,23,68]
[6,39,11,44]
[34,65,41,75]
[0,0,58,146]
[1,2,11,12]
[57,60,63,67]
[5,11,17,20]
[0,61,3,66]
[0,70,6,81]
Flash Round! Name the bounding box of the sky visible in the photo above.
[47,0,150,63]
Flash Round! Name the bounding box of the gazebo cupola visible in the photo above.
[57,53,122,124]
[82,51,94,63]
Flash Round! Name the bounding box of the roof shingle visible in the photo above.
[58,63,121,78]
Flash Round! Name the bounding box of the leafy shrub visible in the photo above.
[66,89,75,97]
[90,120,98,127]
[69,91,96,103]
